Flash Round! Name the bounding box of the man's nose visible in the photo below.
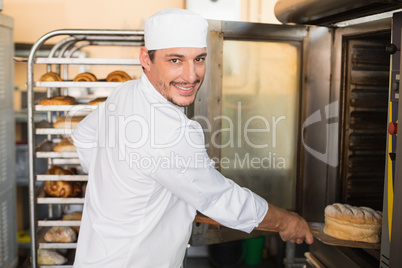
[182,62,197,82]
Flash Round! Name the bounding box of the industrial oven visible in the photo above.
[192,1,402,267]
[25,3,402,268]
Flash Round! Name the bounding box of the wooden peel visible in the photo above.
[193,215,381,249]
[194,214,278,233]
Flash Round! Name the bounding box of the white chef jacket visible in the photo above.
[72,74,268,268]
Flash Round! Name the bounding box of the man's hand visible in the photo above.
[258,204,314,245]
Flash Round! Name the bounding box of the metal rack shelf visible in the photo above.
[35,81,123,88]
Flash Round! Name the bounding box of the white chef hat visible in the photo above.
[144,8,208,50]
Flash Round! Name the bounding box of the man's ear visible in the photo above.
[139,47,151,72]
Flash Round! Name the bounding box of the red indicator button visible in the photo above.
[388,122,398,135]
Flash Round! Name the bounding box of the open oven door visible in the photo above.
[189,20,333,246]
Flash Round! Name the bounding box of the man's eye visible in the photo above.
[195,57,205,63]
[170,59,179,63]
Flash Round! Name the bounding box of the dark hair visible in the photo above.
[142,50,156,70]
[148,50,156,62]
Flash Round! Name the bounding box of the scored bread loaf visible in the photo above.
[323,203,382,243]
[44,226,77,243]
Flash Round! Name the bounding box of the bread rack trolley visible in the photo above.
[26,29,144,268]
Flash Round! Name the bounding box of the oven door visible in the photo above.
[190,20,333,246]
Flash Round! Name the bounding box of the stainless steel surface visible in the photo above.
[0,13,16,268]
[299,26,332,222]
[274,0,402,26]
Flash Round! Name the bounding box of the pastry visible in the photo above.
[53,116,85,129]
[37,249,67,265]
[39,95,76,105]
[106,70,132,82]
[44,180,82,197]
[73,72,97,82]
[39,72,62,82]
[323,203,382,243]
[54,138,76,152]
[44,226,77,243]
[44,166,82,197]
[88,97,107,105]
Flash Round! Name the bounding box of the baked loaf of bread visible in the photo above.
[106,70,132,82]
[88,97,107,105]
[323,203,382,243]
[54,116,85,129]
[39,72,62,82]
[44,226,77,243]
[54,138,76,152]
[73,72,97,82]
[62,212,82,233]
[37,249,67,265]
[44,166,82,197]
[39,95,76,105]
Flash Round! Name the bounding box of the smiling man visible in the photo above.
[72,8,312,268]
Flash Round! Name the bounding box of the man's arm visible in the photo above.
[71,104,103,172]
[258,204,314,244]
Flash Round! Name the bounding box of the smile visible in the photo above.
[175,84,195,91]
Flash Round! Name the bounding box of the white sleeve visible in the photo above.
[72,104,104,173]
[144,120,268,233]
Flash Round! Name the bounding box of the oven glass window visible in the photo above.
[219,40,301,210]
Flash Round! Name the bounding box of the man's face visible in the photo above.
[144,47,207,107]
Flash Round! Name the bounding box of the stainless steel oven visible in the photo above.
[189,1,402,267]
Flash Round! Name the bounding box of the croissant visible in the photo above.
[39,72,62,82]
[106,70,132,82]
[73,72,97,82]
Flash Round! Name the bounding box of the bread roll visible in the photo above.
[54,138,76,152]
[323,203,382,243]
[62,212,82,233]
[88,97,107,105]
[62,212,82,221]
[39,95,76,105]
[37,249,67,265]
[48,166,73,176]
[73,72,97,82]
[44,226,77,243]
[53,116,85,129]
[39,72,62,82]
[106,70,132,82]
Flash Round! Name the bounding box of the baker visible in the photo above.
[72,8,313,268]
